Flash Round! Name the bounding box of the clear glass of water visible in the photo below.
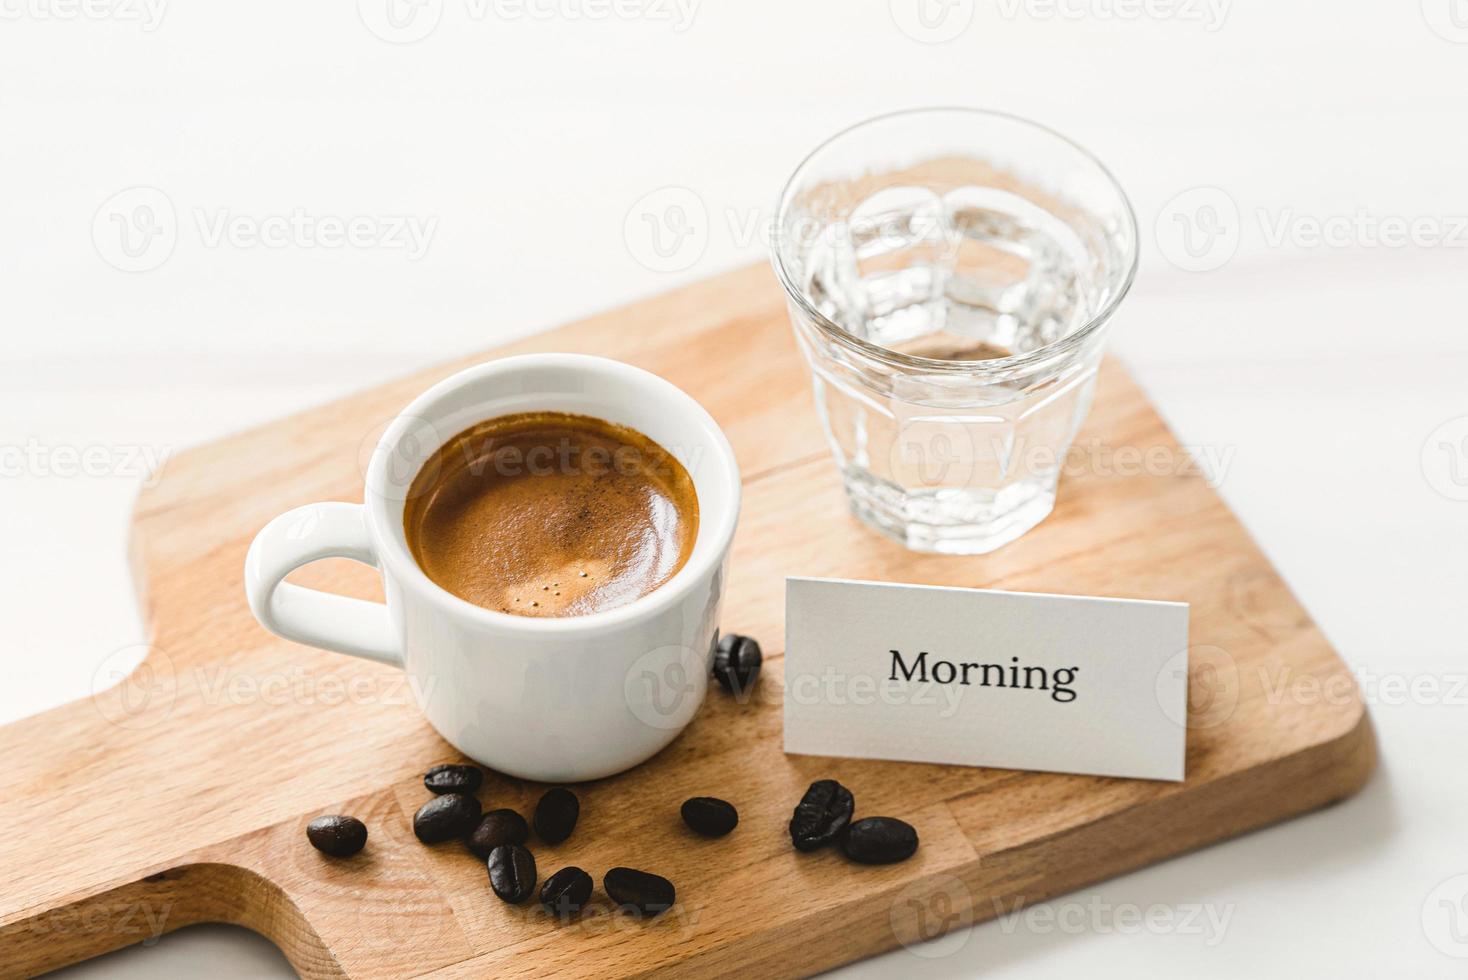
[771,108,1139,554]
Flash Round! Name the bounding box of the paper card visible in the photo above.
[783,577,1190,781]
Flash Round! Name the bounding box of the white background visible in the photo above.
[3,0,1466,975]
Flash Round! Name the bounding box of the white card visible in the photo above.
[783,578,1190,782]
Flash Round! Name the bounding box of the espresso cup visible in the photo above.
[244,354,741,782]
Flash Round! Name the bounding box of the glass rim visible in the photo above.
[770,106,1140,377]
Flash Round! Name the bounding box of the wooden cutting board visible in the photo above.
[0,264,1375,979]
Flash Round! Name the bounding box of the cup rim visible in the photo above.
[769,106,1140,377]
[363,353,741,635]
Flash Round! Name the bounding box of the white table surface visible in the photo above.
[4,0,1466,975]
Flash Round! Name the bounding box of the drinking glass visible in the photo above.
[771,108,1139,554]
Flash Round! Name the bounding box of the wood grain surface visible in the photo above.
[0,263,1376,978]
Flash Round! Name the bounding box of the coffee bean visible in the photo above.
[423,763,483,796]
[789,779,854,852]
[713,633,762,695]
[306,815,367,857]
[533,788,579,844]
[413,793,482,844]
[487,844,537,904]
[842,816,919,864]
[681,796,738,837]
[604,867,676,917]
[540,866,594,917]
[467,808,530,859]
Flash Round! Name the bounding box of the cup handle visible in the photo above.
[244,501,403,667]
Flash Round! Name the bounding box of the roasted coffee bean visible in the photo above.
[604,867,676,917]
[713,633,762,694]
[413,793,482,844]
[789,778,854,851]
[533,788,579,844]
[540,866,594,917]
[467,808,530,859]
[423,763,483,796]
[487,844,537,904]
[306,815,367,857]
[842,816,919,864]
[681,796,738,837]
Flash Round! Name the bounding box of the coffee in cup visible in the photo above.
[245,353,741,781]
[403,411,699,618]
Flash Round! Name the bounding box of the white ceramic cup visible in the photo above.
[244,354,741,782]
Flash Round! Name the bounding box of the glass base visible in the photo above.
[842,470,1058,555]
